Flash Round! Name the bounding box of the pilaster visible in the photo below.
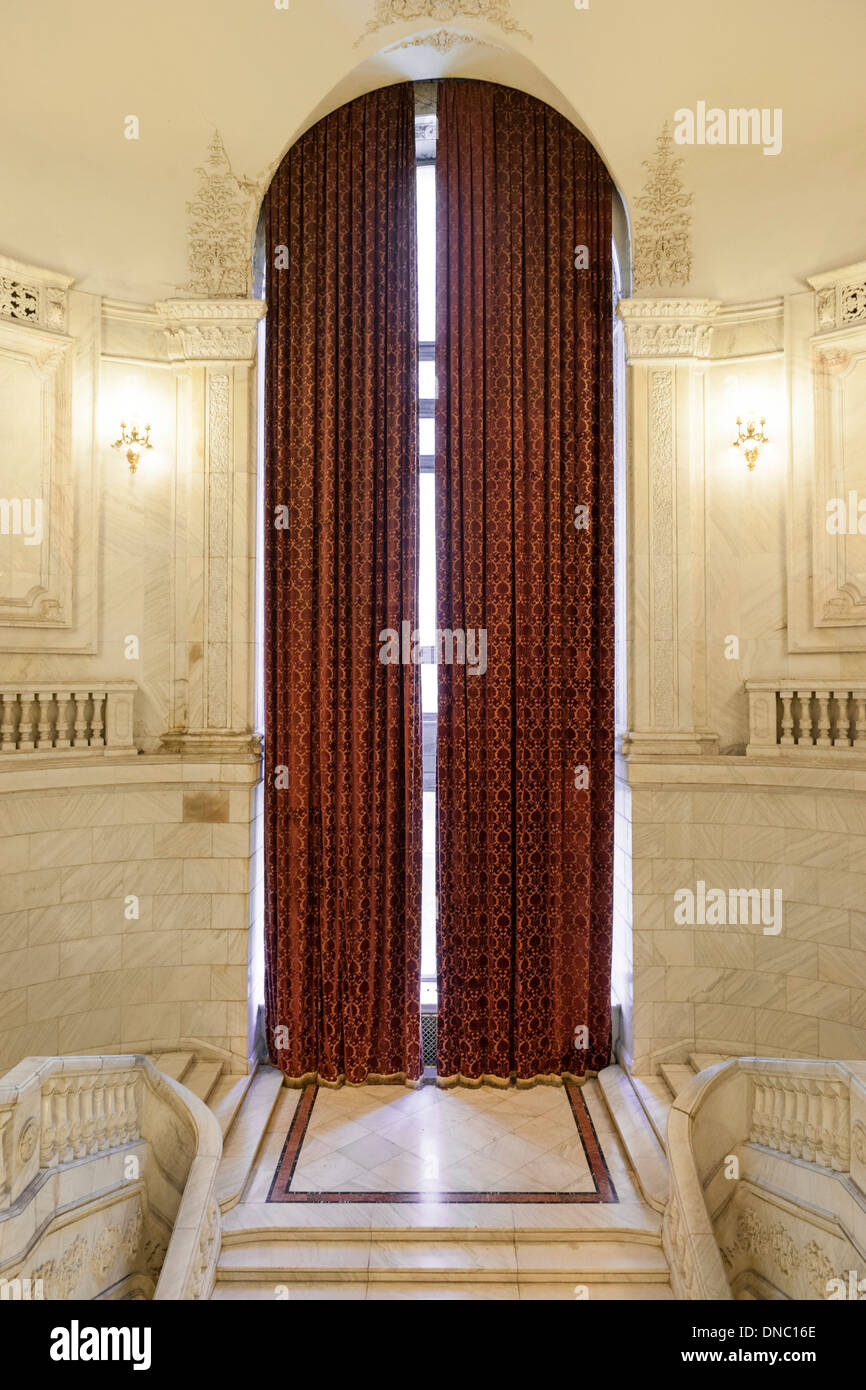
[154,299,266,758]
[617,298,721,758]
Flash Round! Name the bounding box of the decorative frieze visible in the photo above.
[617,298,721,360]
[157,299,266,362]
[721,1206,837,1299]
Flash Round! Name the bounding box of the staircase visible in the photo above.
[212,1218,672,1301]
[148,1055,674,1300]
[597,1053,727,1213]
[147,1051,284,1212]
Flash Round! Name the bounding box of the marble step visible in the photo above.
[214,1066,285,1213]
[182,1059,224,1105]
[626,1073,672,1150]
[207,1070,257,1139]
[689,1053,727,1073]
[211,1279,674,1301]
[596,1065,668,1212]
[216,1237,669,1284]
[660,1063,699,1100]
[151,1051,196,1083]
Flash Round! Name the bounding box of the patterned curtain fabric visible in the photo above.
[263,83,423,1085]
[434,80,615,1084]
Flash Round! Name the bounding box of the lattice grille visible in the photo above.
[421,1012,437,1067]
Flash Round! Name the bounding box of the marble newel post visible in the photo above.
[155,300,266,757]
[617,299,721,758]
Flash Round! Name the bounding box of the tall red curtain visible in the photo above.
[263,84,423,1085]
[435,81,615,1084]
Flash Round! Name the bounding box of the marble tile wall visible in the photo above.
[0,764,258,1075]
[629,773,866,1072]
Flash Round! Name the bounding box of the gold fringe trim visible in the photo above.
[276,1068,601,1091]
[277,1069,424,1091]
[434,1069,601,1090]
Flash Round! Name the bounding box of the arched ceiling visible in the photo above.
[2,0,864,304]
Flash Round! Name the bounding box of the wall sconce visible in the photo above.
[732,414,769,471]
[112,419,153,474]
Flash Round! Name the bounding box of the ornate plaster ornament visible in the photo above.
[633,123,695,291]
[616,298,720,360]
[387,27,505,52]
[0,255,72,333]
[182,132,262,299]
[357,0,531,45]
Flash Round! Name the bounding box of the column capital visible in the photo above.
[155,298,266,362]
[616,297,721,362]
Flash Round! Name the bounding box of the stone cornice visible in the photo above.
[617,297,721,360]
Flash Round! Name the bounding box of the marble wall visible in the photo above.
[626,765,866,1073]
[0,763,257,1075]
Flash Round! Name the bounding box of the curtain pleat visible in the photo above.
[263,83,422,1085]
[434,80,615,1084]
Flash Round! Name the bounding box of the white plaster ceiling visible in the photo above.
[2,0,864,305]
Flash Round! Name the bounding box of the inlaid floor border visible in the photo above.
[266,1080,619,1204]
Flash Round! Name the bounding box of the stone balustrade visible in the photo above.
[0,682,137,755]
[665,1057,866,1300]
[746,679,866,755]
[750,1071,849,1170]
[0,1055,222,1300]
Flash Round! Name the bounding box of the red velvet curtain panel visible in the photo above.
[263,84,422,1085]
[434,81,615,1084]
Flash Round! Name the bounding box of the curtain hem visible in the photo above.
[434,1069,603,1090]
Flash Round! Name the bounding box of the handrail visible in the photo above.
[664,1056,866,1300]
[0,1054,222,1301]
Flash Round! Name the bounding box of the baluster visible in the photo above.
[54,692,74,750]
[92,1079,106,1152]
[774,1079,787,1152]
[805,1082,820,1163]
[0,693,17,752]
[833,690,853,748]
[792,1081,808,1158]
[18,692,36,752]
[54,1082,72,1164]
[815,689,832,748]
[104,1079,119,1149]
[114,1075,128,1143]
[80,1079,95,1154]
[72,692,89,748]
[68,1081,83,1158]
[40,1087,55,1166]
[751,1080,766,1145]
[854,694,866,749]
[35,692,53,749]
[125,1075,139,1141]
[837,1089,850,1171]
[90,693,105,749]
[779,690,795,746]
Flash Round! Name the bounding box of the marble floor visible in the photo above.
[213,1080,671,1299]
[265,1079,616,1202]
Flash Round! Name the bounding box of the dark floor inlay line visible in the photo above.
[267,1081,619,1205]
